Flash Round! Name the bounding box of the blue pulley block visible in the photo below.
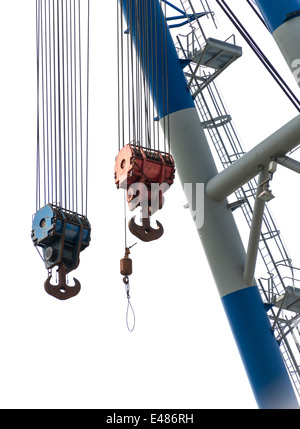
[31,204,91,274]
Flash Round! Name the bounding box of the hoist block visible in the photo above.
[31,204,91,273]
[114,143,175,212]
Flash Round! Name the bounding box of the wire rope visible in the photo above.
[61,0,67,209]
[245,0,268,30]
[66,0,71,211]
[36,0,90,216]
[69,0,74,211]
[43,0,50,205]
[56,0,62,207]
[163,0,170,152]
[36,0,41,211]
[41,0,47,206]
[216,0,300,113]
[117,0,173,154]
[86,0,90,216]
[53,0,58,206]
[78,0,83,215]
[48,0,54,204]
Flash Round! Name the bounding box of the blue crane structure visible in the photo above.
[118,0,300,408]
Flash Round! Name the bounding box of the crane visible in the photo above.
[117,0,300,408]
[31,0,300,409]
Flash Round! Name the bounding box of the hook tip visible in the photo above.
[44,275,81,300]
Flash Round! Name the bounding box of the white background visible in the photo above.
[0,0,299,409]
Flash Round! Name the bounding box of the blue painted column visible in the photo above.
[222,286,298,409]
[120,0,194,118]
[255,0,300,86]
[119,0,299,408]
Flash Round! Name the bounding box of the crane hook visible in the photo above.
[128,215,164,242]
[44,263,81,300]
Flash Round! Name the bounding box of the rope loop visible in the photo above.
[124,278,135,332]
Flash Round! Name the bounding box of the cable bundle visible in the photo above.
[35,0,90,216]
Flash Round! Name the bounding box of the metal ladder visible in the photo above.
[174,0,300,398]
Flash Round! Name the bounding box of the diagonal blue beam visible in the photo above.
[160,0,185,15]
[166,12,209,28]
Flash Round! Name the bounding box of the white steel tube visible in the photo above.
[276,155,300,174]
[254,1,300,87]
[243,168,269,286]
[273,16,300,87]
[206,114,300,201]
[161,108,250,298]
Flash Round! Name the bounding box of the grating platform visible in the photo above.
[273,286,300,313]
[191,37,242,69]
[188,37,243,95]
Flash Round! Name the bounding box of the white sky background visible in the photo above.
[0,0,299,409]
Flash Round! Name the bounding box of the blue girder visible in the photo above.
[161,0,208,28]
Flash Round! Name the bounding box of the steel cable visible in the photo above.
[117,0,171,153]
[216,0,300,113]
[35,0,90,215]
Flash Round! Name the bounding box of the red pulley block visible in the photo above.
[114,143,175,213]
